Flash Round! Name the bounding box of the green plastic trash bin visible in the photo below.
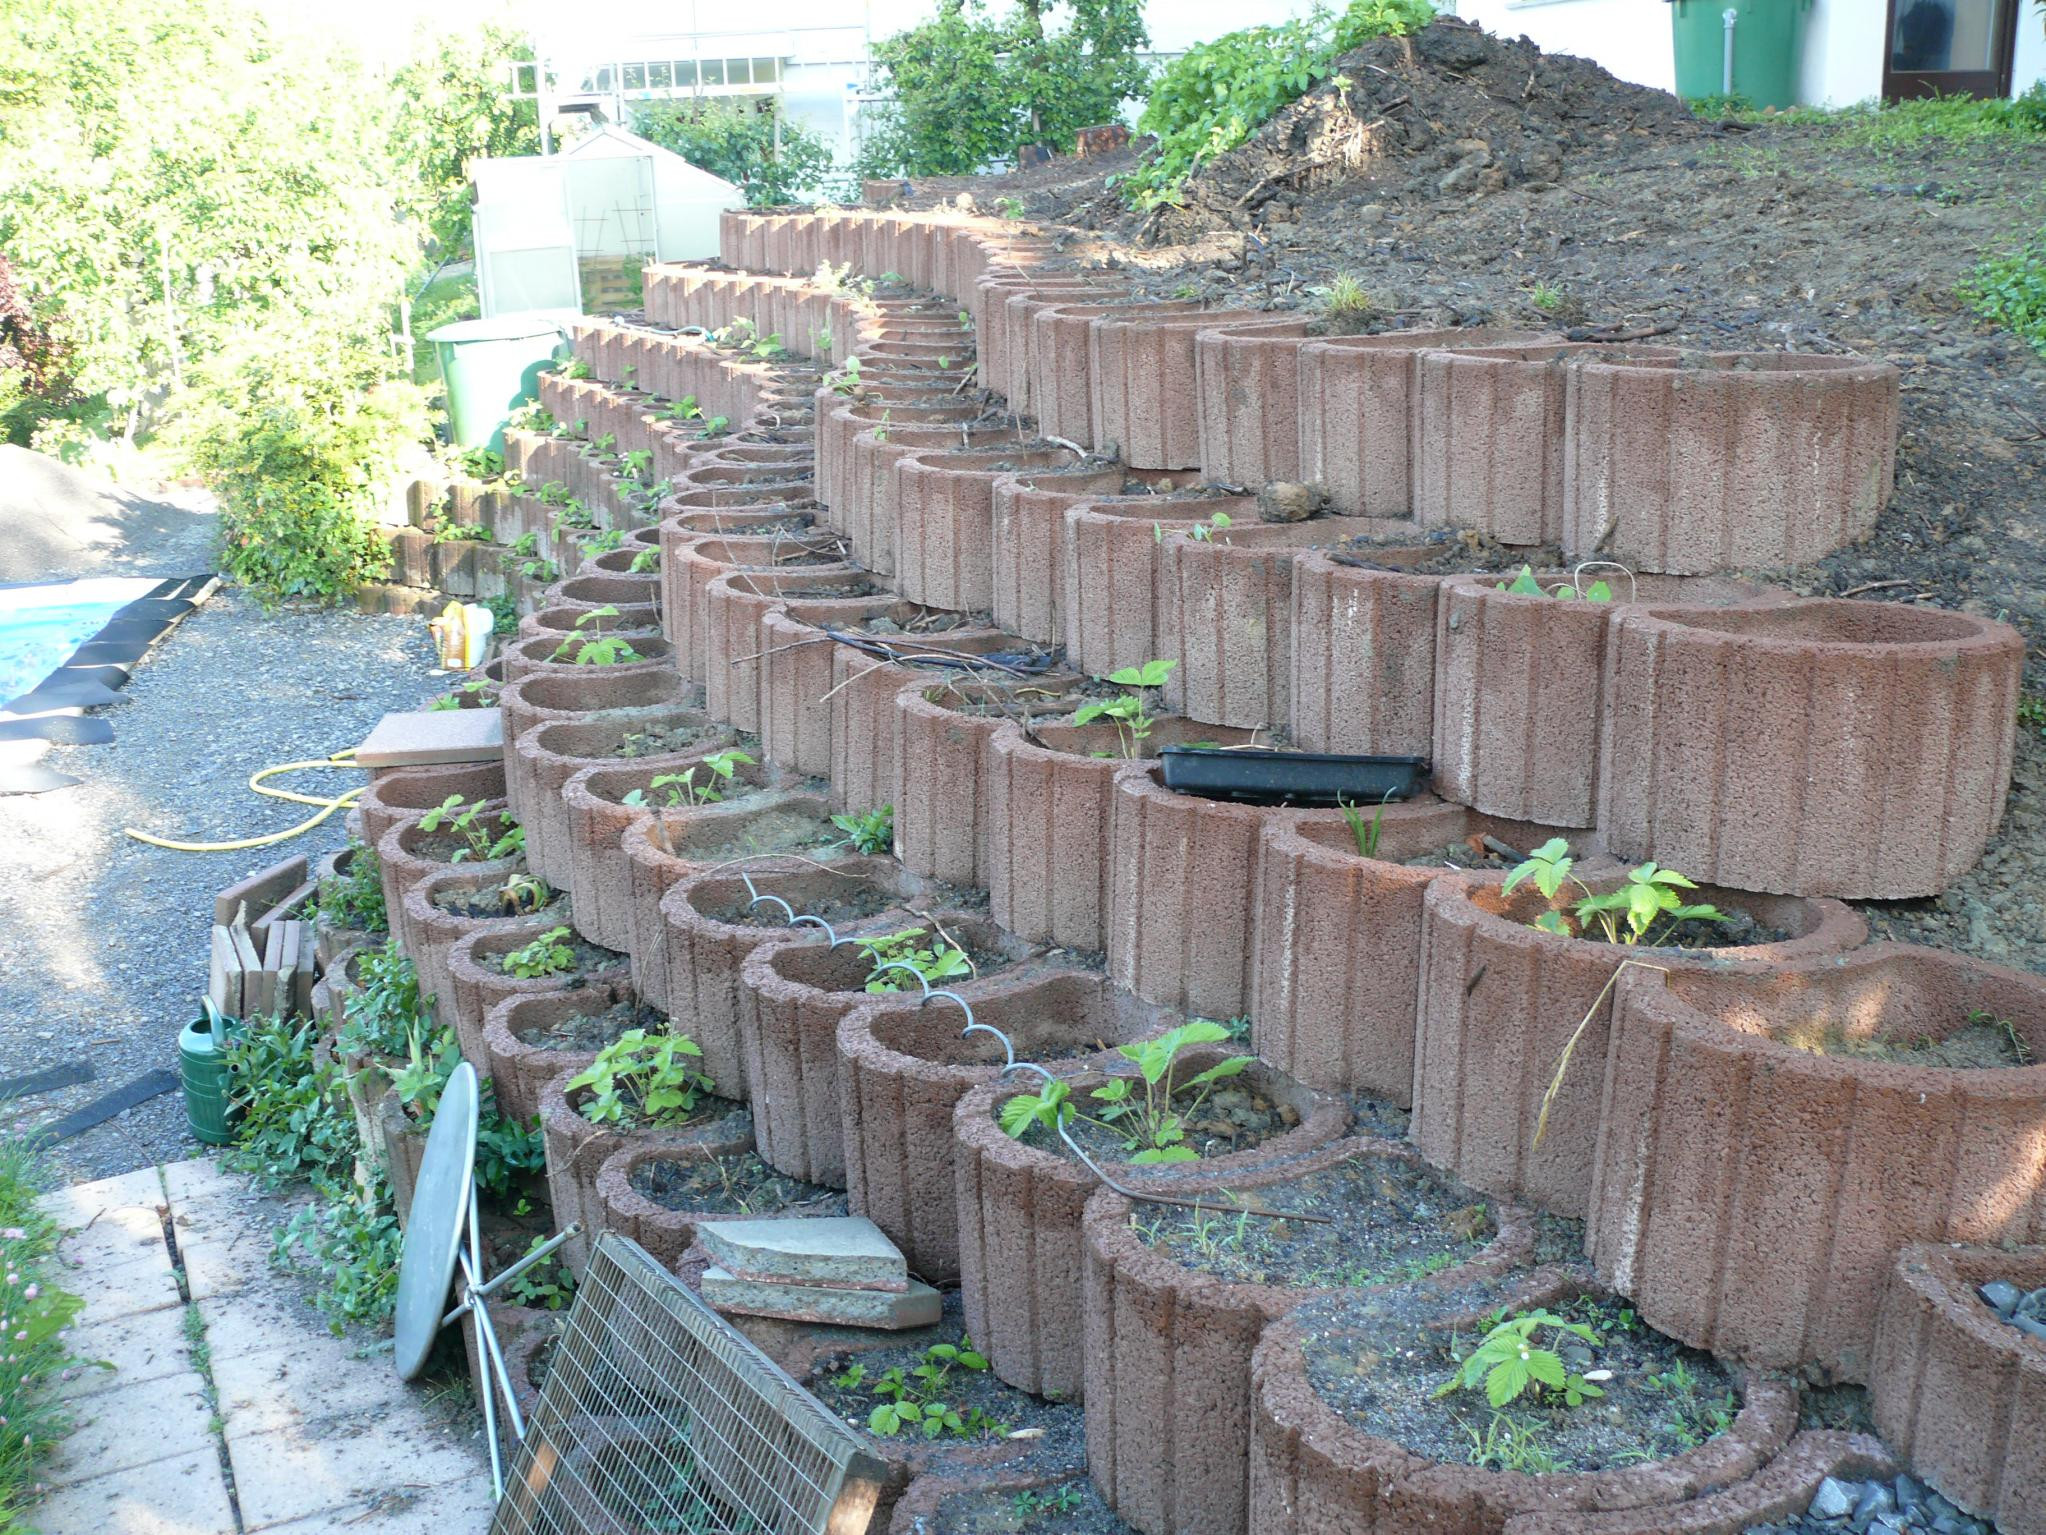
[180,999,237,1146]
[1671,0,1811,110]
[429,314,568,454]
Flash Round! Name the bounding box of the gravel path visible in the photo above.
[0,583,444,1184]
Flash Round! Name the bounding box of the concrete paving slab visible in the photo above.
[214,1338,397,1437]
[49,1196,169,1271]
[173,1227,271,1301]
[55,1301,191,1401]
[26,1446,235,1535]
[58,1247,181,1328]
[355,707,504,768]
[700,1267,941,1329]
[227,1408,488,1532]
[40,1167,165,1228]
[696,1214,908,1290]
[259,1473,499,1535]
[43,1374,216,1484]
[159,1156,239,1207]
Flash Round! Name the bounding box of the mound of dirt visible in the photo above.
[1100,15,1699,244]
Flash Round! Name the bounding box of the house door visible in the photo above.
[1883,0,2019,99]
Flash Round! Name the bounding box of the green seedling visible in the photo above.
[696,415,731,439]
[620,748,755,810]
[536,481,572,506]
[501,926,575,979]
[1503,565,1612,602]
[830,805,893,855]
[1503,840,1728,946]
[620,448,653,477]
[666,394,704,422]
[1074,658,1176,758]
[832,1340,1003,1439]
[419,796,520,863]
[1337,791,1393,859]
[1437,1308,1607,1409]
[999,1019,1251,1165]
[499,872,553,915]
[628,549,659,574]
[856,927,972,993]
[567,1028,714,1127]
[831,357,863,395]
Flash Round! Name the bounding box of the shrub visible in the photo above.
[633,99,835,207]
[0,1136,82,1516]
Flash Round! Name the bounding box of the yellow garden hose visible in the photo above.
[123,749,367,853]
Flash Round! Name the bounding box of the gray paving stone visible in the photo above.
[58,1246,181,1328]
[26,1446,235,1535]
[228,1408,489,1532]
[43,1374,215,1484]
[54,1301,191,1401]
[695,1214,908,1290]
[355,707,503,767]
[700,1267,940,1329]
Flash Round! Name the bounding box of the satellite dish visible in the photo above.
[393,1061,480,1382]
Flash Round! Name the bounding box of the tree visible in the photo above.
[858,0,1149,178]
[392,25,543,256]
[632,99,835,207]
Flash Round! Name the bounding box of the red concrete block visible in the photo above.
[499,627,671,685]
[1084,1138,1542,1535]
[986,717,1254,954]
[1598,597,2023,898]
[400,866,564,1025]
[374,801,517,964]
[956,1068,1353,1405]
[894,448,1076,614]
[1064,494,1258,679]
[1412,343,1610,545]
[1092,309,1254,472]
[1431,573,1777,829]
[1026,300,1185,445]
[1412,874,1865,1218]
[1163,517,1392,730]
[360,761,508,853]
[838,969,1167,1283]
[1587,945,2046,1380]
[672,533,849,686]
[1563,351,1900,574]
[821,620,1015,814]
[1194,317,1314,488]
[1297,328,1554,518]
[701,569,895,733]
[1872,1244,2046,1535]
[1286,548,1446,756]
[466,953,633,1103]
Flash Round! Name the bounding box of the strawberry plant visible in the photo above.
[566,1028,715,1126]
[1074,657,1175,758]
[1504,840,1728,946]
[999,1019,1250,1165]
[856,927,972,993]
[831,1340,1003,1439]
[501,926,575,979]
[1436,1308,1606,1409]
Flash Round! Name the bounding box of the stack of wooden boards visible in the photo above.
[208,854,318,1020]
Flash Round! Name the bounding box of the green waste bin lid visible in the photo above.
[426,314,569,345]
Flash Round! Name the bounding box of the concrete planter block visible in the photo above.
[1412,343,1607,545]
[1082,1135,1538,1535]
[360,761,507,851]
[517,599,659,646]
[538,1069,754,1270]
[435,884,617,1064]
[1108,762,1314,1018]
[592,1141,840,1272]
[672,534,849,685]
[894,448,1077,614]
[987,280,1110,407]
[894,677,1079,888]
[1872,1244,2046,1535]
[1413,875,1865,1219]
[1091,309,1251,472]
[1286,548,1447,756]
[1297,327,1555,518]
[374,802,517,981]
[1193,318,1314,487]
[702,569,896,733]
[498,671,694,763]
[1432,573,1777,829]
[479,978,636,1122]
[658,856,921,1101]
[738,913,1039,1188]
[847,420,1008,576]
[955,1064,1352,1406]
[986,717,1255,954]
[499,627,671,685]
[1064,495,1258,679]
[822,627,1019,817]
[514,708,734,887]
[1250,801,1598,1102]
[1598,598,2023,899]
[1247,1281,1798,1535]
[400,867,566,1024]
[839,969,1171,1284]
[1562,352,1900,575]
[1163,517,1393,731]
[1587,945,2046,1380]
[818,395,969,529]
[616,790,836,1016]
[1028,300,1187,444]
[991,462,1124,644]
[558,753,767,950]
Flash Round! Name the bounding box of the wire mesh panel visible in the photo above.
[492,1234,887,1535]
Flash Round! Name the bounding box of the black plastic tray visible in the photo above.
[1157,746,1430,807]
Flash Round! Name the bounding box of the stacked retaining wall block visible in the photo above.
[333,208,2036,1535]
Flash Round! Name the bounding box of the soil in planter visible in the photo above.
[1017,1077,1299,1167]
[1780,1009,2035,1070]
[704,883,903,930]
[933,1476,1137,1534]
[628,1150,849,1219]
[1134,1147,1494,1290]
[410,817,517,866]
[575,1089,746,1135]
[615,720,736,759]
[1335,528,1562,576]
[812,1317,1082,1465]
[1347,1093,1414,1142]
[682,809,843,865]
[1297,1282,1742,1475]
[862,609,978,636]
[519,998,658,1054]
[433,887,568,923]
[725,516,817,535]
[782,579,884,598]
[492,932,622,982]
[1402,835,1528,873]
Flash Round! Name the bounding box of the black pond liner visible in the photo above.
[1158,746,1430,807]
[0,573,216,794]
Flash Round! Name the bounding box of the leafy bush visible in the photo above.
[1962,236,2046,358]
[222,1015,357,1188]
[858,0,1150,178]
[318,840,387,935]
[568,1029,716,1127]
[633,99,835,207]
[335,940,429,1061]
[0,1136,82,1517]
[1121,0,1435,207]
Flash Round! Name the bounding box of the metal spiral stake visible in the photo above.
[740,869,853,947]
[966,1022,1328,1224]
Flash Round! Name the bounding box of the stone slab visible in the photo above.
[695,1214,909,1291]
[226,1408,488,1532]
[700,1266,940,1329]
[55,1300,192,1401]
[44,1373,216,1483]
[27,1446,236,1534]
[355,707,504,768]
[212,858,310,926]
[258,1475,499,1535]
